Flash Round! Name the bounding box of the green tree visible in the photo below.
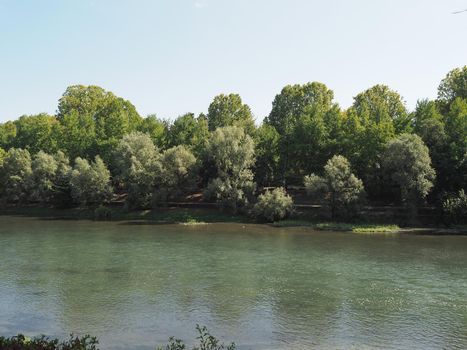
[353,84,409,133]
[266,82,337,183]
[13,114,59,153]
[382,134,435,215]
[204,126,256,212]
[70,156,113,206]
[339,85,407,198]
[57,85,142,160]
[51,151,73,207]
[155,145,198,203]
[138,114,168,149]
[0,148,32,203]
[412,99,449,194]
[252,187,293,222]
[57,110,96,161]
[114,132,160,209]
[253,124,280,186]
[0,147,5,168]
[30,151,58,202]
[206,94,255,134]
[437,66,467,106]
[304,155,365,219]
[168,113,209,155]
[0,121,17,149]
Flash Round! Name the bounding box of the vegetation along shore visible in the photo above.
[0,66,466,228]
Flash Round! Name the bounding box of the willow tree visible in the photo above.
[383,134,435,219]
[204,126,256,212]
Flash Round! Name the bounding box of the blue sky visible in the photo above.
[1,0,466,123]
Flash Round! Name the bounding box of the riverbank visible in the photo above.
[0,205,465,235]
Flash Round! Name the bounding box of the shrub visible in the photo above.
[304,155,365,219]
[252,187,293,222]
[156,325,235,350]
[94,205,113,221]
[0,334,98,350]
[69,156,112,206]
[442,189,467,225]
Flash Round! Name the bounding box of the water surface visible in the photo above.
[0,216,466,349]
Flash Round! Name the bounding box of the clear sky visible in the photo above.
[1,0,466,123]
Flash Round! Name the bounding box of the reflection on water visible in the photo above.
[0,217,466,349]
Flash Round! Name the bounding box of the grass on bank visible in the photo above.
[273,219,400,233]
[0,205,409,233]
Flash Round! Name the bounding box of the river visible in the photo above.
[0,216,466,349]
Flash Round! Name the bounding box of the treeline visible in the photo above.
[0,67,466,222]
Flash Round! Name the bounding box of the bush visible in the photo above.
[442,189,467,225]
[94,205,112,221]
[304,155,365,219]
[0,334,98,350]
[156,325,235,350]
[252,187,293,222]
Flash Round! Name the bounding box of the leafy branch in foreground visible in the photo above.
[156,325,235,350]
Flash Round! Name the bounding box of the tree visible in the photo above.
[114,132,160,209]
[69,156,112,206]
[57,85,142,160]
[167,113,209,155]
[51,151,73,207]
[138,114,168,149]
[0,121,17,149]
[252,187,293,222]
[253,124,280,186]
[352,84,409,133]
[93,97,142,163]
[0,147,5,168]
[204,126,256,212]
[266,82,337,184]
[437,66,467,105]
[30,151,58,203]
[57,110,96,161]
[155,145,198,203]
[304,155,364,219]
[0,148,32,203]
[206,94,255,134]
[382,134,435,214]
[13,114,60,154]
[412,99,449,195]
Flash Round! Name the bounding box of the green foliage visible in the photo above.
[305,155,365,219]
[51,151,73,207]
[57,85,142,161]
[0,148,32,203]
[266,82,337,183]
[13,114,60,154]
[253,124,280,186]
[156,325,235,350]
[204,126,256,212]
[0,147,5,168]
[0,334,98,350]
[207,94,255,134]
[442,190,467,225]
[70,156,112,206]
[168,113,209,155]
[437,66,467,105]
[252,187,293,222]
[382,134,435,205]
[138,114,168,149]
[94,205,113,221]
[0,121,17,148]
[155,145,198,203]
[30,151,58,202]
[114,132,160,209]
[352,84,409,133]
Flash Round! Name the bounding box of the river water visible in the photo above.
[0,216,466,349]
